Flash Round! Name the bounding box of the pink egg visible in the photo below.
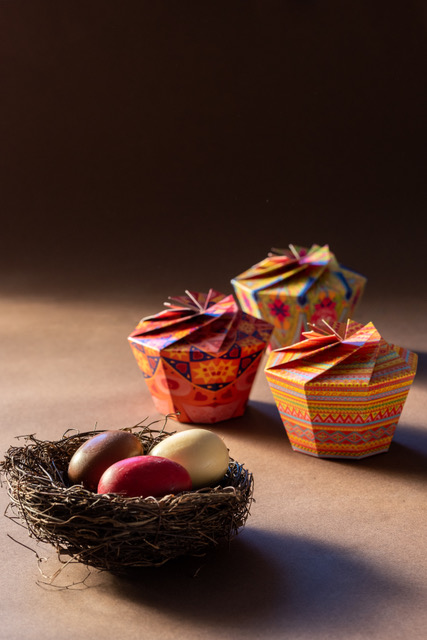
[97,455,192,498]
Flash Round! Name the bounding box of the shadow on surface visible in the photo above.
[349,423,427,481]
[108,528,413,636]
[219,401,427,482]
[220,399,290,446]
[412,350,427,383]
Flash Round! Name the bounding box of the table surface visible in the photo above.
[1,287,426,640]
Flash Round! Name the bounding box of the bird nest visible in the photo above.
[0,422,254,572]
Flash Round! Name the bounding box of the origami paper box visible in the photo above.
[128,289,273,424]
[264,319,417,459]
[231,244,367,350]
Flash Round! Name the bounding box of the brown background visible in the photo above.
[0,3,426,640]
[1,0,426,300]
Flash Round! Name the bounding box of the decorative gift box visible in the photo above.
[264,319,417,459]
[128,289,273,423]
[231,244,367,350]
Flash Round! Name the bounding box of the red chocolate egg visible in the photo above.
[97,455,192,498]
[68,430,144,491]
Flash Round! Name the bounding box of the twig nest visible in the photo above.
[0,423,254,571]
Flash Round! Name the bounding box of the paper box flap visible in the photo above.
[265,319,383,384]
[231,244,357,306]
[129,289,273,356]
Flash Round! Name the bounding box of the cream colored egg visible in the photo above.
[150,428,229,488]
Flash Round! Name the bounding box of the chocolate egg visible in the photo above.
[68,430,144,491]
[97,455,192,498]
[149,428,230,488]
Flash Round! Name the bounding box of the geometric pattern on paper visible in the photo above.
[237,351,261,377]
[189,345,215,361]
[265,319,418,459]
[129,342,161,379]
[162,358,192,380]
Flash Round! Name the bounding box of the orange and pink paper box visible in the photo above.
[231,244,367,350]
[128,289,273,424]
[264,319,417,459]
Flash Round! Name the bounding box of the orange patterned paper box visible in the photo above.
[128,290,273,424]
[264,319,417,459]
[231,244,367,350]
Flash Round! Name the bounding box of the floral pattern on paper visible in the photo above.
[311,294,337,325]
[268,298,291,323]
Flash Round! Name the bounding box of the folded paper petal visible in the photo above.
[129,290,238,354]
[267,319,382,385]
[235,244,333,294]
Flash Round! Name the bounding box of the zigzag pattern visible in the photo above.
[275,401,405,424]
[284,422,396,444]
[291,442,391,459]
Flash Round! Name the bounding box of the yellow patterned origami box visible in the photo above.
[264,319,417,459]
[128,289,273,424]
[231,244,367,350]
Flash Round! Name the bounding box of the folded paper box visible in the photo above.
[231,244,367,350]
[128,289,273,423]
[264,319,417,459]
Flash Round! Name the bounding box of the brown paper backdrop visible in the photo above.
[1,1,426,302]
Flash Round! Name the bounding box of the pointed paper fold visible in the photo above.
[231,244,367,349]
[267,319,382,385]
[128,289,273,424]
[129,290,239,354]
[264,319,417,459]
[236,244,334,295]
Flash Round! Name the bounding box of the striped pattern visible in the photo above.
[265,319,417,459]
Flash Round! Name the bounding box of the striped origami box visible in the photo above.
[231,244,367,350]
[264,319,417,459]
[128,289,273,424]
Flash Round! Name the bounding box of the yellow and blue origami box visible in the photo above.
[232,244,367,350]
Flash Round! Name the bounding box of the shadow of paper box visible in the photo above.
[264,319,417,459]
[231,244,367,350]
[128,290,273,424]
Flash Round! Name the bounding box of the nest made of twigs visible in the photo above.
[0,420,254,572]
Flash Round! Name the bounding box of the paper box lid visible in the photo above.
[129,289,273,357]
[232,244,365,306]
[265,319,417,388]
